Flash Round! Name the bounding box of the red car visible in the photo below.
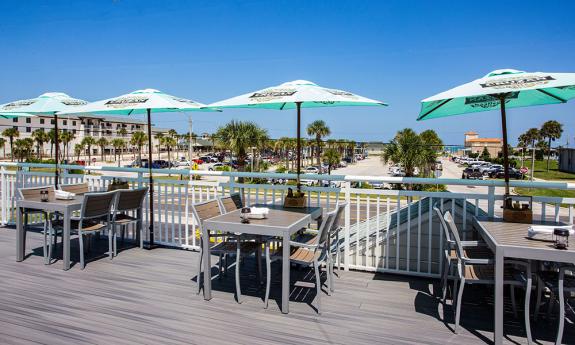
[192,158,204,165]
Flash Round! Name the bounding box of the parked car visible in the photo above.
[338,160,348,168]
[370,181,385,189]
[208,162,226,171]
[487,165,504,178]
[493,168,524,179]
[304,166,320,174]
[153,160,171,168]
[462,167,484,180]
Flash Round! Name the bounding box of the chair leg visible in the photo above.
[534,276,543,321]
[264,243,271,309]
[43,220,49,265]
[556,275,565,345]
[510,285,518,318]
[314,260,321,315]
[113,225,118,256]
[235,242,242,304]
[454,278,465,334]
[79,231,85,270]
[524,276,533,344]
[336,232,341,272]
[326,259,332,296]
[197,246,203,295]
[108,228,114,259]
[441,258,450,300]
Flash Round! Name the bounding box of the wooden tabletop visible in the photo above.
[206,206,321,229]
[474,217,575,263]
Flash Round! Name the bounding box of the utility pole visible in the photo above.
[188,115,193,162]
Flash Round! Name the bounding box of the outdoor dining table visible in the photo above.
[473,217,575,345]
[16,195,84,270]
[203,204,322,314]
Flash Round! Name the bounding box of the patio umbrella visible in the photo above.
[208,80,387,187]
[58,88,217,248]
[0,92,88,186]
[418,69,575,198]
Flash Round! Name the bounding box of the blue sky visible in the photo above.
[1,0,574,146]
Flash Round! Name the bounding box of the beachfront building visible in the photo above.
[0,114,169,160]
[464,131,502,157]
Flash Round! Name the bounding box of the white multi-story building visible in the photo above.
[0,114,169,160]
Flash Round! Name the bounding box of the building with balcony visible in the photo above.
[464,131,502,157]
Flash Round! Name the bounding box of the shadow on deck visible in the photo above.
[0,225,571,345]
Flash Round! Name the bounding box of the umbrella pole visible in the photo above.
[146,108,155,248]
[498,95,511,204]
[296,102,302,190]
[54,114,60,188]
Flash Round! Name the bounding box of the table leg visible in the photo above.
[282,232,290,314]
[137,208,143,248]
[494,248,504,345]
[202,229,212,300]
[16,207,24,262]
[63,208,71,270]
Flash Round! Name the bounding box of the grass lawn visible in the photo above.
[514,186,575,199]
[522,159,575,181]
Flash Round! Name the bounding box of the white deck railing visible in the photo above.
[2,162,575,278]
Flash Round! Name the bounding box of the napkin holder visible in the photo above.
[503,194,533,224]
[284,188,306,208]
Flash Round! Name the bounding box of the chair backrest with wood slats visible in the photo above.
[218,192,243,213]
[433,204,454,250]
[60,182,89,195]
[114,187,148,213]
[18,185,54,200]
[191,199,222,232]
[316,211,337,253]
[81,191,116,220]
[443,211,464,260]
[330,202,347,233]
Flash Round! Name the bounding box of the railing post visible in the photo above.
[137,171,144,188]
[487,185,495,217]
[344,181,351,271]
[1,165,6,225]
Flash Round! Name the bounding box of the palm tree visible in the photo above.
[97,137,108,162]
[154,132,164,157]
[60,131,75,162]
[118,127,128,138]
[167,129,179,158]
[2,127,19,161]
[130,131,148,163]
[31,129,48,159]
[307,120,331,167]
[13,138,34,162]
[74,143,83,161]
[0,138,5,159]
[215,120,268,173]
[47,128,57,160]
[522,128,541,181]
[111,138,126,167]
[163,136,177,163]
[382,128,428,180]
[81,136,96,165]
[322,148,341,174]
[419,129,443,177]
[540,120,563,172]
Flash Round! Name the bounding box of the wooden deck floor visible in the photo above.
[0,226,572,345]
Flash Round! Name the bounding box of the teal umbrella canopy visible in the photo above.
[418,68,575,199]
[0,92,88,115]
[0,113,35,119]
[208,80,387,109]
[57,88,214,115]
[57,88,217,249]
[418,69,575,121]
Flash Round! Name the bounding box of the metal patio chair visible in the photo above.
[17,185,55,264]
[111,187,148,253]
[264,210,336,314]
[443,210,533,343]
[535,264,575,345]
[59,182,90,195]
[191,199,259,303]
[48,191,116,269]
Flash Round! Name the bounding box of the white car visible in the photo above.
[208,162,225,171]
[304,166,320,174]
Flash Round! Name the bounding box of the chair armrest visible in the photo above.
[462,257,494,265]
[290,241,316,249]
[461,240,487,247]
